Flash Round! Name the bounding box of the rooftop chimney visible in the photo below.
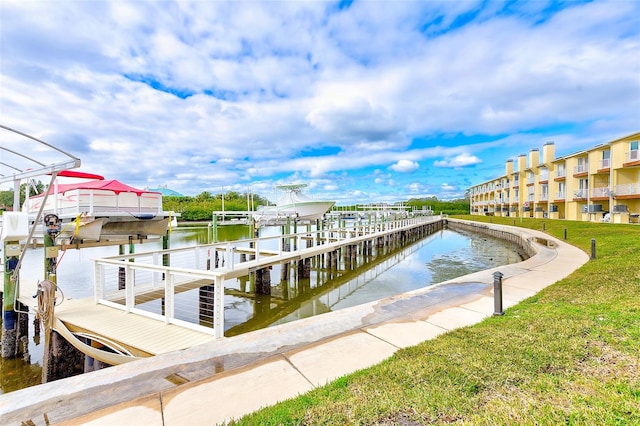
[506,159,514,176]
[542,141,555,164]
[517,154,527,172]
[529,148,539,169]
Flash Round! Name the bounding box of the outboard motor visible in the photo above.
[43,214,61,238]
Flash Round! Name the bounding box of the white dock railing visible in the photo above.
[93,216,439,338]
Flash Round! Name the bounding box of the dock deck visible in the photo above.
[17,216,443,363]
[55,299,215,356]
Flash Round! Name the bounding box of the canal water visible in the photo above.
[0,224,525,394]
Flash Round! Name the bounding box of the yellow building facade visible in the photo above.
[469,131,640,224]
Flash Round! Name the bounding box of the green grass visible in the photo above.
[230,216,640,425]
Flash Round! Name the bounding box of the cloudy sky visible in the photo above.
[1,0,639,205]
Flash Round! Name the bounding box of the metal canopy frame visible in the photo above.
[1,124,82,278]
[0,124,81,185]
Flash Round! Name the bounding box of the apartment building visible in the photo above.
[469,131,640,224]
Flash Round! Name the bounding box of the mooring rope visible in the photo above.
[35,279,58,331]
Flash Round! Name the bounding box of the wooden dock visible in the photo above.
[19,216,444,365]
[55,299,215,357]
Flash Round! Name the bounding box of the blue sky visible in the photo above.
[1,0,639,205]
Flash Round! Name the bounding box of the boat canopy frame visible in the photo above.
[0,124,81,185]
[1,124,82,278]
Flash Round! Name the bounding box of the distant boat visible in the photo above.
[24,171,175,242]
[254,184,335,221]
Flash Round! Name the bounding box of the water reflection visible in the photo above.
[221,228,524,335]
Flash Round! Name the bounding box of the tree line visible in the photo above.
[405,196,470,216]
[1,184,470,220]
[162,191,271,221]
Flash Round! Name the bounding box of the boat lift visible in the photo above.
[1,124,83,362]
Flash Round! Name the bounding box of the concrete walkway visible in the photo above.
[0,222,590,426]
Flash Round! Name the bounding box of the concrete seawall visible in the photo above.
[0,219,590,425]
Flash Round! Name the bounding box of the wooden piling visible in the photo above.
[43,330,84,382]
[281,262,289,281]
[298,259,311,278]
[2,241,19,359]
[255,268,271,295]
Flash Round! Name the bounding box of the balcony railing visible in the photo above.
[539,173,549,182]
[574,164,588,174]
[614,183,640,196]
[573,190,587,199]
[626,150,639,162]
[539,193,548,201]
[591,187,611,198]
[599,158,610,169]
[527,177,535,185]
[555,168,566,178]
[555,191,565,200]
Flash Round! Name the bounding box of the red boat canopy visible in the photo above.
[46,179,159,196]
[55,170,105,180]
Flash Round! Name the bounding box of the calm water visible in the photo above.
[0,224,524,394]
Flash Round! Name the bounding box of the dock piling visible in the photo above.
[2,241,19,359]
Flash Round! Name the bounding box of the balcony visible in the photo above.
[591,187,611,199]
[614,183,640,197]
[555,191,565,200]
[573,164,588,175]
[626,150,639,163]
[599,158,611,169]
[539,172,549,182]
[555,168,566,178]
[539,193,549,201]
[573,190,587,199]
[527,177,535,185]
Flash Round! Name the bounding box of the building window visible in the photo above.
[557,182,565,199]
[539,167,549,181]
[574,157,588,174]
[574,178,588,198]
[630,141,639,161]
[601,150,610,168]
[540,184,548,200]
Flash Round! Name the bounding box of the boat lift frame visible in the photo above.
[1,124,81,274]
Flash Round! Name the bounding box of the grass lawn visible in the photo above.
[232,216,640,425]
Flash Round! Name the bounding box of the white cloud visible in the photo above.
[408,182,425,193]
[441,183,457,192]
[389,160,419,173]
[434,154,482,168]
